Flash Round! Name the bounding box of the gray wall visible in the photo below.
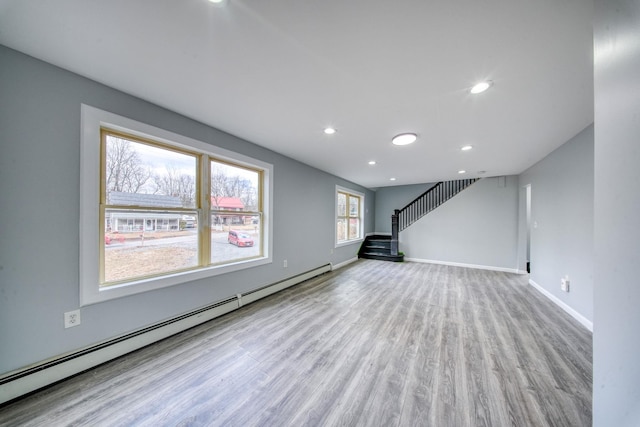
[0,46,374,375]
[594,0,640,424]
[398,176,519,270]
[518,125,594,323]
[373,183,436,233]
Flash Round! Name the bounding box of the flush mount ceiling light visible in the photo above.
[392,133,417,146]
[324,127,336,135]
[390,177,397,181]
[458,170,466,174]
[208,0,225,3]
[368,161,376,165]
[461,145,473,151]
[470,81,492,94]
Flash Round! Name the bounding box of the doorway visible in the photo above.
[525,184,531,273]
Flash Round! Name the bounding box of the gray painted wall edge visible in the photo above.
[594,0,640,424]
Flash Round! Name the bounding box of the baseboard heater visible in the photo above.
[0,263,332,406]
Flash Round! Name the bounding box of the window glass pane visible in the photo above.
[337,218,347,242]
[210,160,262,265]
[349,195,359,217]
[349,218,360,240]
[103,208,198,284]
[211,213,261,264]
[211,161,260,211]
[105,135,197,208]
[337,193,347,217]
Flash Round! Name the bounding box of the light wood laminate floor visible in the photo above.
[0,260,592,426]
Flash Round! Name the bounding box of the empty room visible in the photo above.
[1,0,639,426]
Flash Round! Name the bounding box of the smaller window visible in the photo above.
[336,186,364,246]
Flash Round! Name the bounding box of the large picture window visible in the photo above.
[81,105,272,305]
[336,186,364,246]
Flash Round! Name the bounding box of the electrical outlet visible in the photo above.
[283,259,288,268]
[64,310,81,328]
[561,276,570,293]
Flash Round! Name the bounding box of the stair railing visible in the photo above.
[395,178,480,232]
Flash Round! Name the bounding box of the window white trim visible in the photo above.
[80,104,273,306]
[335,185,365,248]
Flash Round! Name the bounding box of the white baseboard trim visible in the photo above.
[331,256,359,270]
[528,279,593,332]
[241,264,332,306]
[0,264,331,405]
[405,257,520,274]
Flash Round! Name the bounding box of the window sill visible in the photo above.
[335,238,364,249]
[82,256,272,306]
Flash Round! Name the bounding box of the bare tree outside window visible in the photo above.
[211,162,259,210]
[105,137,151,197]
[151,165,196,208]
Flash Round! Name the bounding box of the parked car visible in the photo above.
[228,230,254,247]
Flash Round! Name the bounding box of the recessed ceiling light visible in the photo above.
[390,177,397,181]
[324,127,336,135]
[461,145,473,151]
[368,161,376,165]
[458,170,466,174]
[392,133,417,146]
[470,81,492,94]
[208,0,225,3]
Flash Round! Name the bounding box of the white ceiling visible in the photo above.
[0,0,594,189]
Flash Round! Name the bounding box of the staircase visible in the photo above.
[358,235,404,262]
[359,178,480,262]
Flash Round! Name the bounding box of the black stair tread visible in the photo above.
[359,253,404,262]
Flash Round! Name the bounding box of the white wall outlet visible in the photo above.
[283,259,288,268]
[561,276,570,292]
[64,310,81,328]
